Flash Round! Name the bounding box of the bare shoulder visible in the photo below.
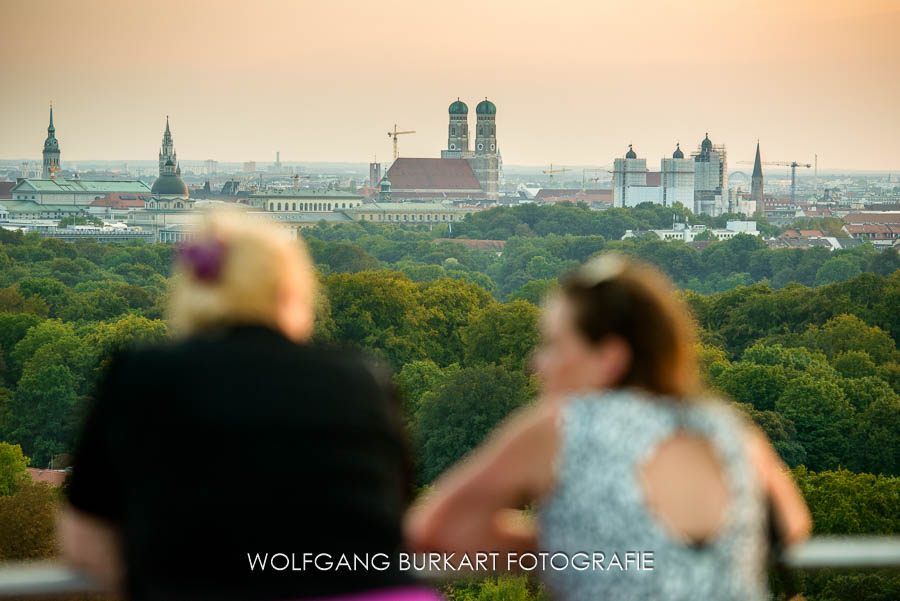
[503,401,563,497]
[489,400,562,461]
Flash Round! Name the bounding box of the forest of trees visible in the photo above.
[0,203,898,600]
[301,202,900,297]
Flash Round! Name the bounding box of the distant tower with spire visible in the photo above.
[151,116,189,197]
[42,105,61,179]
[158,116,178,176]
[750,141,764,215]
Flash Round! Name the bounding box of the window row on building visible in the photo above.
[266,201,361,211]
[354,212,464,223]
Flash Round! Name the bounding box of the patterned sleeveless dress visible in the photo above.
[538,388,769,601]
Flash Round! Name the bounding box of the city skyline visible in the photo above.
[2,0,899,170]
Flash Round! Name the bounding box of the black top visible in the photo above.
[68,325,415,601]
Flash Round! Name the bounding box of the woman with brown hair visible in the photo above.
[406,252,811,601]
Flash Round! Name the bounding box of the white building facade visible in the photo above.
[692,133,728,217]
[614,144,694,208]
[613,145,649,207]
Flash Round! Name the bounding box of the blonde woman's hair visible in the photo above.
[167,209,317,339]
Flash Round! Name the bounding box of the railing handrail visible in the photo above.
[1,536,899,598]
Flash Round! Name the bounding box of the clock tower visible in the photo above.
[42,105,61,179]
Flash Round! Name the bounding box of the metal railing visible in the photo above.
[1,536,899,598]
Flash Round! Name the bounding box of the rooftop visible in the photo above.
[433,238,506,253]
[248,211,354,223]
[2,200,89,213]
[250,190,363,199]
[385,158,484,194]
[12,179,151,194]
[90,193,151,209]
[347,202,471,212]
[843,212,900,224]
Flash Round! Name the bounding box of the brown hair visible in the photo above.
[559,252,700,400]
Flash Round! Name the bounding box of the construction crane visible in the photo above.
[738,159,811,204]
[543,163,571,184]
[387,124,416,161]
[582,167,606,190]
[48,165,61,181]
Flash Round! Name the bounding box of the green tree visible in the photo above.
[850,395,900,476]
[714,362,788,411]
[420,279,494,366]
[816,256,862,286]
[506,279,557,305]
[0,481,59,560]
[0,442,31,497]
[461,300,540,371]
[394,360,458,427]
[325,271,428,368]
[776,376,853,471]
[803,314,897,364]
[416,365,533,482]
[794,467,899,535]
[322,242,380,273]
[8,365,78,467]
[832,350,878,379]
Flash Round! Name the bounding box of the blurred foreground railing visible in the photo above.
[1,536,899,598]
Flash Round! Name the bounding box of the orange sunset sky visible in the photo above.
[2,0,899,171]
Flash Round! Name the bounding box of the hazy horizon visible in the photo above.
[2,0,898,171]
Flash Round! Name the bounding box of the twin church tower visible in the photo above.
[440,98,500,199]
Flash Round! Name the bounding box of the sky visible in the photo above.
[2,0,899,170]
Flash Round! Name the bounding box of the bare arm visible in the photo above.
[405,402,559,557]
[745,428,813,546]
[58,504,125,593]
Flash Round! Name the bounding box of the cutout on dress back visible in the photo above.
[637,429,732,549]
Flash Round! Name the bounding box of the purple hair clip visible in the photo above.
[176,238,227,283]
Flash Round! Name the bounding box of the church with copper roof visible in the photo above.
[382,98,500,201]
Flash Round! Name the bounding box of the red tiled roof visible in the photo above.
[27,468,67,487]
[385,158,484,196]
[843,213,900,225]
[433,238,506,253]
[780,229,824,239]
[0,181,14,200]
[534,189,613,203]
[803,208,833,217]
[844,223,892,234]
[90,192,151,209]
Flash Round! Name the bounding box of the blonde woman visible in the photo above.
[406,253,811,601]
[61,211,438,601]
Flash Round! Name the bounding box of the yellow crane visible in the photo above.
[387,124,416,161]
[543,163,571,183]
[48,165,61,181]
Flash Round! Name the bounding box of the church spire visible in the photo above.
[750,140,764,215]
[159,116,176,175]
[752,141,763,178]
[42,104,61,179]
